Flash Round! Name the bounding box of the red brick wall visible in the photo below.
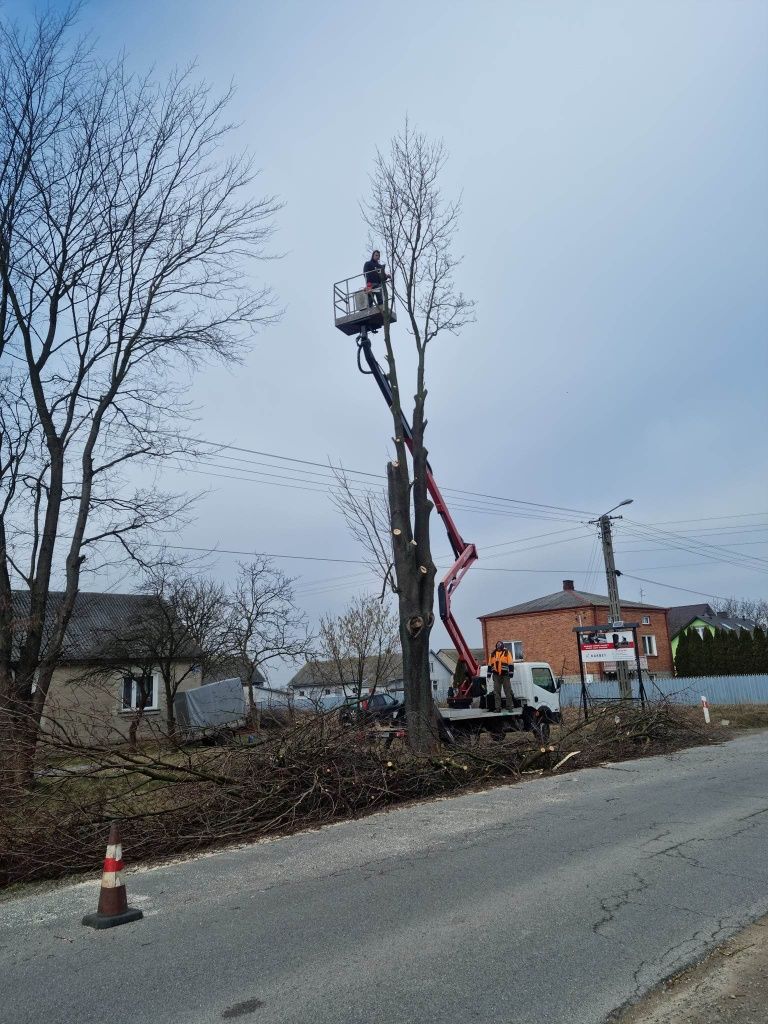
[480,605,673,677]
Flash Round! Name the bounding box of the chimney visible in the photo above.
[563,579,575,591]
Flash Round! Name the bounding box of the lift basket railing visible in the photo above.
[333,272,397,336]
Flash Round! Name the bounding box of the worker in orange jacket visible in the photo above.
[488,641,514,713]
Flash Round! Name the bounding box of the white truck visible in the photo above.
[440,661,562,742]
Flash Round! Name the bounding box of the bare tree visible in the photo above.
[713,597,768,630]
[0,11,279,790]
[330,466,395,598]
[315,594,400,704]
[228,559,313,725]
[123,571,234,738]
[363,121,474,751]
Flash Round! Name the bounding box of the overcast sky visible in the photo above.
[11,0,768,681]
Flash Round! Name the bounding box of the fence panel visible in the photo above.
[559,674,768,708]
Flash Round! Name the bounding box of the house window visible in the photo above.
[432,681,438,690]
[511,641,524,660]
[121,673,158,711]
[642,615,650,625]
[642,635,657,657]
[695,626,706,639]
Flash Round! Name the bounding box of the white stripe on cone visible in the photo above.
[102,843,123,888]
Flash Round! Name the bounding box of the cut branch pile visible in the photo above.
[0,702,718,889]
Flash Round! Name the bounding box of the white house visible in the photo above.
[429,647,485,701]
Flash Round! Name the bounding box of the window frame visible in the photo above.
[641,635,658,657]
[641,615,650,626]
[511,640,524,661]
[531,666,557,693]
[121,671,159,712]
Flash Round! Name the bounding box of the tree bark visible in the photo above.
[382,277,439,753]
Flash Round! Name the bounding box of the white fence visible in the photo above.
[559,674,768,708]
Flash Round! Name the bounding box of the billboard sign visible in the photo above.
[579,628,636,663]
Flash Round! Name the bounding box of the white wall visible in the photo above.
[429,654,454,702]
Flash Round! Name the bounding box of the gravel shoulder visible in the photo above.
[613,914,768,1024]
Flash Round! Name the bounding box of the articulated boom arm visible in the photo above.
[357,335,480,678]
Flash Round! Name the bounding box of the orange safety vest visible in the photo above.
[488,648,513,675]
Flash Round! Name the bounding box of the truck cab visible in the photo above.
[480,661,561,720]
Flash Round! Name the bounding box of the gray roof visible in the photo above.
[204,660,267,686]
[433,648,485,670]
[666,603,714,638]
[10,590,197,663]
[480,588,666,619]
[667,603,757,639]
[290,654,403,689]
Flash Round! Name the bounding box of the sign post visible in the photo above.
[632,626,647,707]
[576,629,589,721]
[574,622,645,707]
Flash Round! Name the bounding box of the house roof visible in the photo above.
[668,605,758,639]
[433,648,485,671]
[666,604,714,638]
[204,660,267,686]
[10,590,198,663]
[289,654,403,689]
[480,588,666,620]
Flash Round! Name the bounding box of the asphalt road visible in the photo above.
[2,732,768,1024]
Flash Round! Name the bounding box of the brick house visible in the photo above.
[479,580,673,680]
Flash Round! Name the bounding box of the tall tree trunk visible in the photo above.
[387,453,438,753]
[164,675,177,740]
[396,583,436,752]
[0,692,38,795]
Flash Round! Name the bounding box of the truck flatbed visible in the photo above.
[441,707,519,721]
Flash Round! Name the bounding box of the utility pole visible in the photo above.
[591,499,634,700]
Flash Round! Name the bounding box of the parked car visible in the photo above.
[339,691,404,726]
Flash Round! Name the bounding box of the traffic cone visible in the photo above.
[82,822,143,930]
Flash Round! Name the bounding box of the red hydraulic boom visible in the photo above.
[355,331,480,691]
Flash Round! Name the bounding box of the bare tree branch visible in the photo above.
[329,464,396,599]
[228,558,314,727]
[315,594,400,704]
[0,11,279,792]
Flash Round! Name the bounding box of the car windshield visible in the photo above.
[531,667,557,693]
[372,692,397,708]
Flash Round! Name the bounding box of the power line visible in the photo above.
[188,439,596,518]
[159,543,367,565]
[480,525,590,552]
[179,464,585,523]
[620,521,768,574]
[616,539,768,554]
[619,573,730,602]
[645,512,768,526]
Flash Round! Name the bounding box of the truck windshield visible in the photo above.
[531,667,557,693]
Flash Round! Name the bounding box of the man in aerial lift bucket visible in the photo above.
[363,249,388,307]
[488,641,514,713]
